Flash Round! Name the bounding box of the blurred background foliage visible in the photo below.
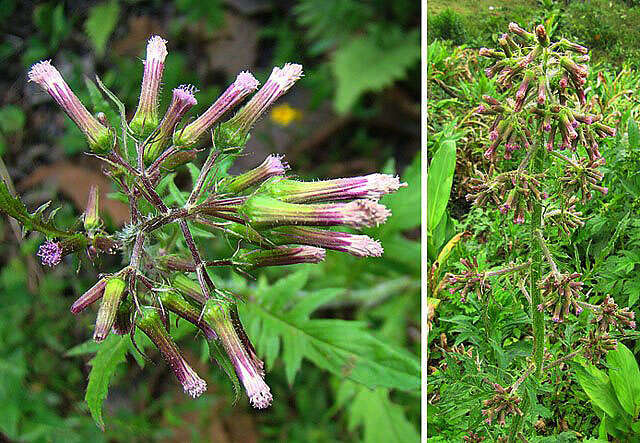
[428,0,640,440]
[0,0,420,441]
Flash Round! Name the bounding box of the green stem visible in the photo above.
[531,147,545,379]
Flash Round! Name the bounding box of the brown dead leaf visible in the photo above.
[113,16,166,57]
[206,12,258,76]
[17,162,129,226]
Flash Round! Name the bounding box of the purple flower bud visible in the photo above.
[239,246,326,267]
[175,71,259,146]
[223,154,289,193]
[137,306,207,398]
[130,36,168,136]
[535,25,549,46]
[38,240,62,267]
[268,226,383,257]
[475,105,486,114]
[144,85,198,163]
[83,185,101,231]
[28,61,112,152]
[70,278,107,314]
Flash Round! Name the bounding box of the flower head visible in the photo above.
[136,306,207,398]
[214,64,303,149]
[143,84,198,164]
[38,240,62,267]
[29,61,112,152]
[174,71,259,147]
[130,36,168,136]
[236,195,391,229]
[204,300,272,408]
[268,226,383,257]
[259,173,406,203]
[222,154,289,193]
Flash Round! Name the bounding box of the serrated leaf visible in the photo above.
[85,335,128,430]
[85,1,120,58]
[331,29,419,113]
[0,180,75,238]
[239,270,419,390]
[339,381,419,443]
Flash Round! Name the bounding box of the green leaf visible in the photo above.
[629,119,640,151]
[331,28,419,113]
[0,105,25,134]
[607,343,640,417]
[427,139,456,233]
[85,335,128,430]
[338,381,419,443]
[574,359,627,419]
[0,180,75,238]
[239,270,420,390]
[85,1,120,58]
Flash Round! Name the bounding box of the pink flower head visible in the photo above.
[130,36,168,135]
[174,71,259,146]
[37,240,62,267]
[28,61,112,152]
[215,63,303,149]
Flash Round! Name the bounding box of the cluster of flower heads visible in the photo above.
[445,257,489,303]
[592,295,636,332]
[27,36,405,410]
[537,271,584,323]
[476,23,616,162]
[580,330,618,364]
[481,381,523,427]
[466,169,547,224]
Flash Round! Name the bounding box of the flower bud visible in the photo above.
[83,185,101,231]
[70,278,107,314]
[157,290,217,339]
[144,85,198,164]
[535,24,550,46]
[222,154,289,193]
[237,195,391,229]
[93,277,127,342]
[130,36,168,136]
[171,273,206,304]
[238,246,326,268]
[136,306,207,398]
[267,226,383,257]
[28,61,112,153]
[258,173,406,203]
[160,150,198,171]
[204,300,272,408]
[174,71,259,147]
[214,63,303,150]
[508,22,534,41]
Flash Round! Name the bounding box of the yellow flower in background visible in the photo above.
[270,103,302,126]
